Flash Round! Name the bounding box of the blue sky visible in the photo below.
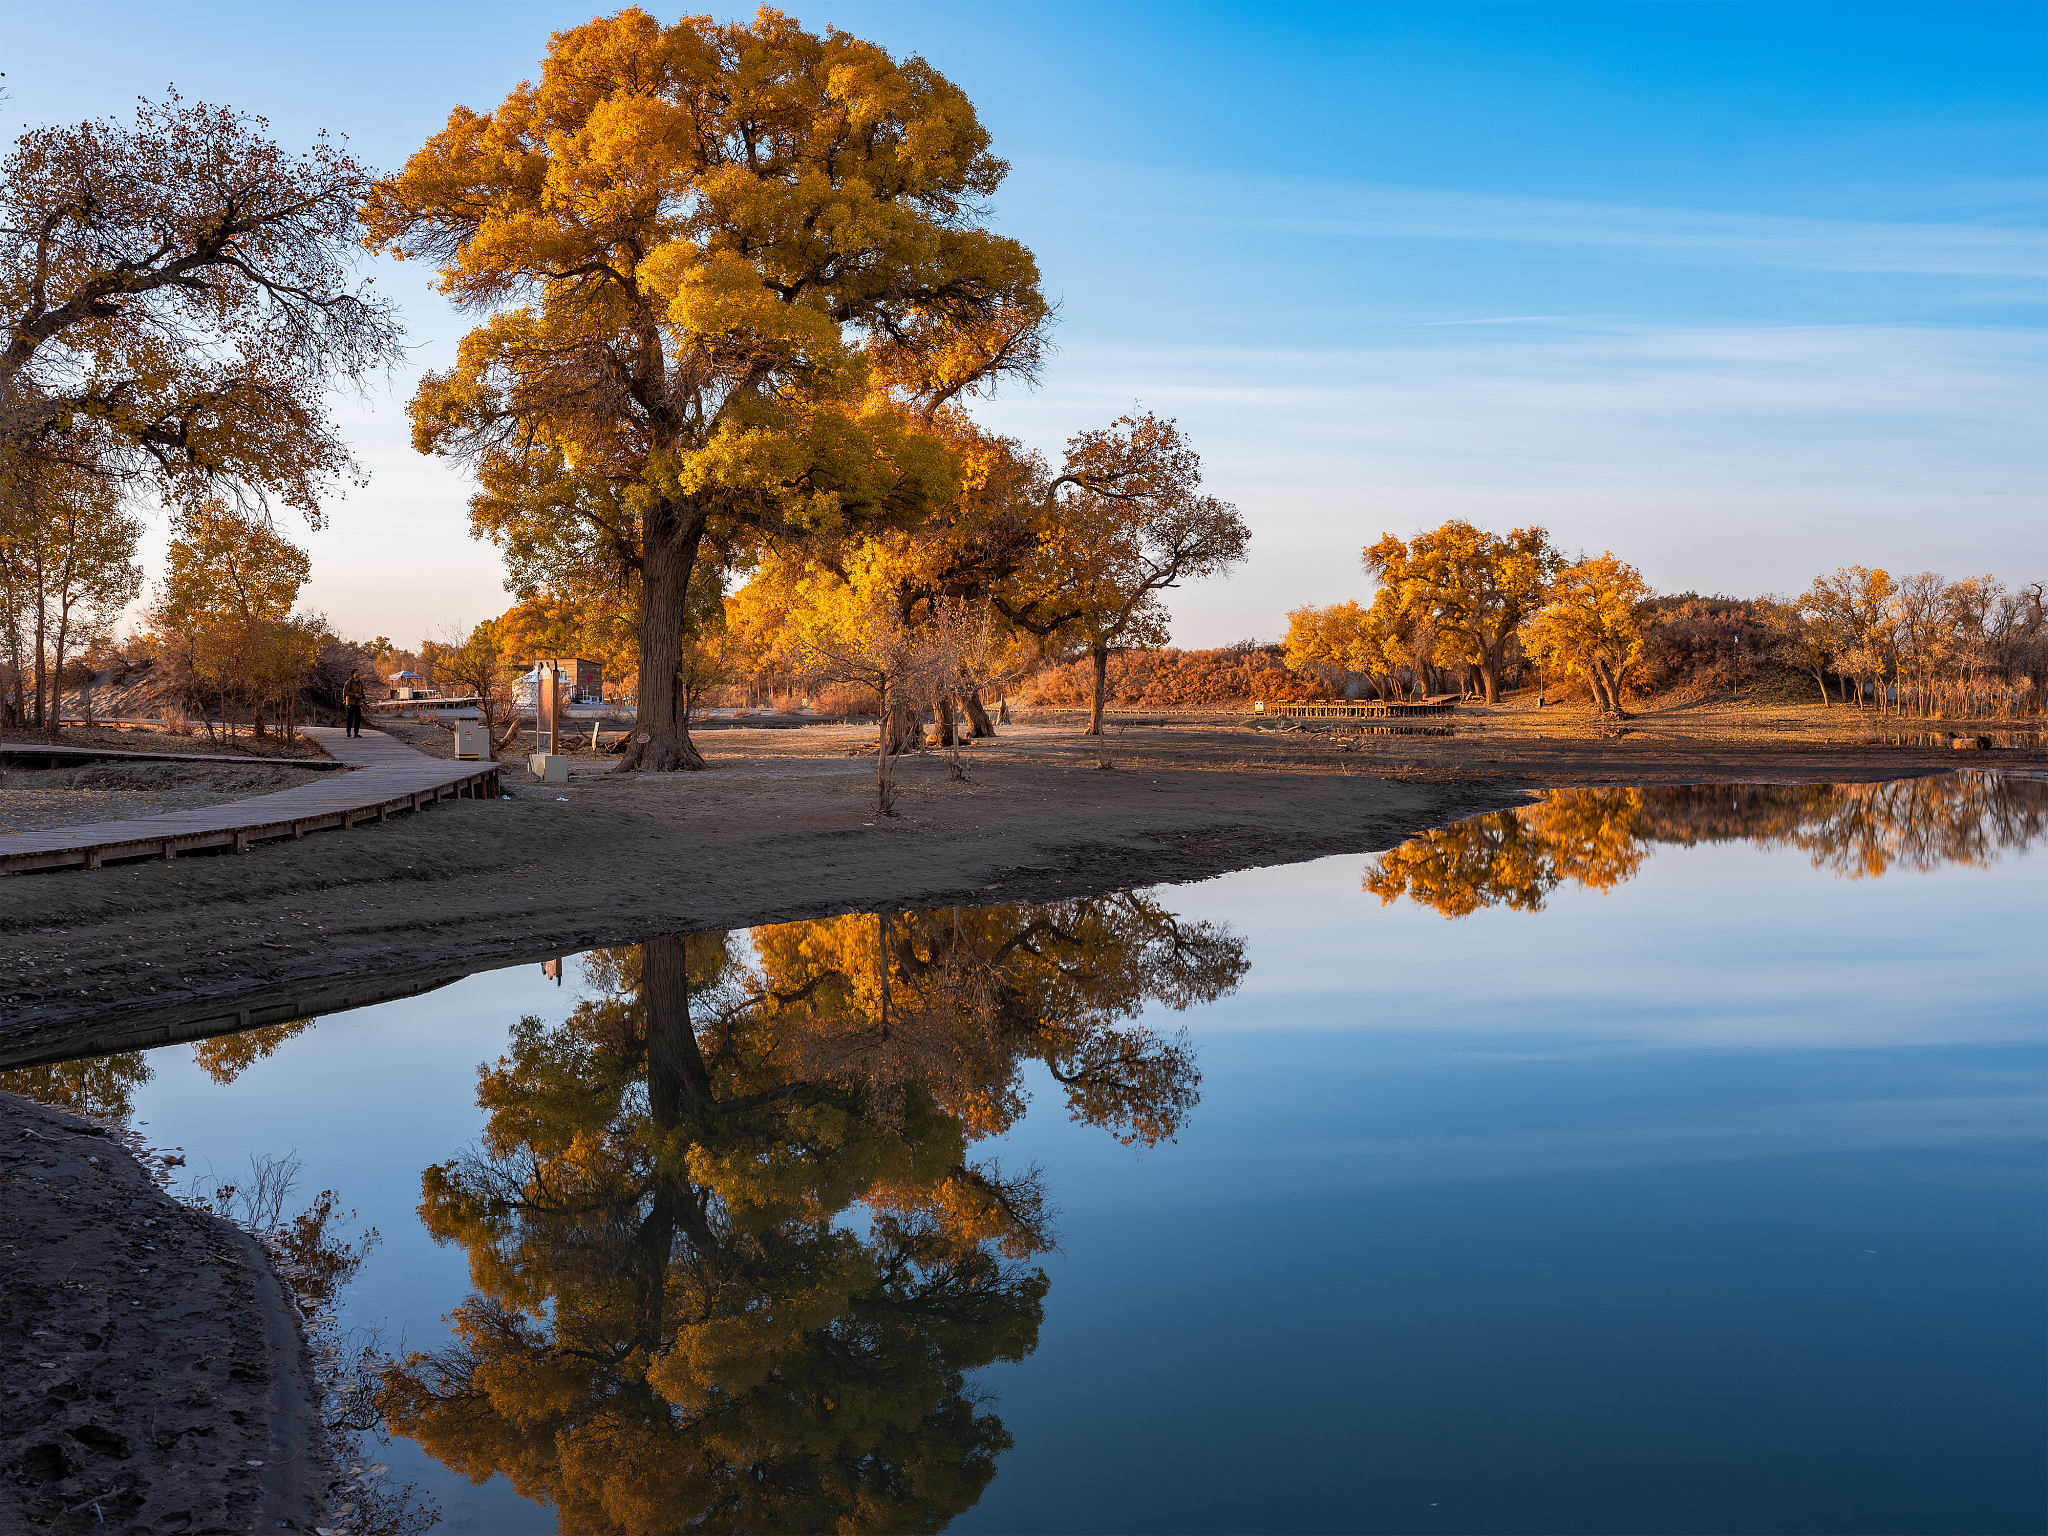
[5,1,2044,646]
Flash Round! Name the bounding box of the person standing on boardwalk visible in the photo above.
[342,670,366,738]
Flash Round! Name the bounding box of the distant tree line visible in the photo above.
[1283,521,2044,719]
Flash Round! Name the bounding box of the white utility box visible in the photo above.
[452,724,487,760]
[529,753,569,784]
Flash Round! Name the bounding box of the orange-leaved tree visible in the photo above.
[381,900,1241,1530]
[152,500,312,738]
[364,8,1047,774]
[1520,552,1650,715]
[788,552,971,815]
[0,449,141,732]
[1798,566,1894,713]
[1364,520,1561,703]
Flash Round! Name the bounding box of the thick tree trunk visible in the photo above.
[642,936,715,1132]
[961,688,996,737]
[926,695,960,748]
[615,507,705,773]
[1478,652,1501,704]
[1085,645,1109,735]
[1591,660,1623,715]
[638,935,722,1289]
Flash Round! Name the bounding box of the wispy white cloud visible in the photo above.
[1024,159,2048,278]
[978,319,2047,640]
[1170,1095,2047,1194]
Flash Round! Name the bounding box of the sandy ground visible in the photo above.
[0,1090,329,1534]
[0,760,343,836]
[7,724,334,761]
[1,698,2038,1057]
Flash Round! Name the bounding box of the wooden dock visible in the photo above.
[1256,700,1460,719]
[367,695,481,712]
[0,727,500,875]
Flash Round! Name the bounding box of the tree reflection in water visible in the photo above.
[0,1020,315,1125]
[381,894,1247,1534]
[1368,772,2048,918]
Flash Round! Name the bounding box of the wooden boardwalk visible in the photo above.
[0,727,501,875]
[1255,700,1460,719]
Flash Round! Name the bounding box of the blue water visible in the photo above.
[16,776,2044,1534]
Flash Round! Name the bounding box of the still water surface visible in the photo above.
[9,774,2045,1534]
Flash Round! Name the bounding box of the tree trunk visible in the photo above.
[1085,645,1109,735]
[1811,670,1830,706]
[642,936,715,1132]
[1478,651,1501,704]
[614,506,706,773]
[31,586,45,729]
[884,698,922,755]
[873,680,902,814]
[48,605,68,739]
[961,688,996,737]
[4,622,24,729]
[926,694,959,748]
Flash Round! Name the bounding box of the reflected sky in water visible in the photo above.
[6,773,2042,1535]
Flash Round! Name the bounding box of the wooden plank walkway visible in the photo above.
[0,727,501,875]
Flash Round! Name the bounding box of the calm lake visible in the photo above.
[7,773,2044,1535]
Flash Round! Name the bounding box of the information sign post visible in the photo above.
[528,663,568,783]
[536,663,559,756]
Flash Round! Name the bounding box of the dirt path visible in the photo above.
[0,1091,330,1534]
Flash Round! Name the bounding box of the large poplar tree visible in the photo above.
[366,8,1047,771]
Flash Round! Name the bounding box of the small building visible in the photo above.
[388,669,432,701]
[544,658,604,703]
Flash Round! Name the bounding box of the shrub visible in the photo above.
[1020,645,1335,708]
[1638,595,1771,694]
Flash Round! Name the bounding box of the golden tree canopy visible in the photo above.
[1364,519,1561,703]
[365,6,1047,772]
[156,500,310,630]
[1521,551,1650,714]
